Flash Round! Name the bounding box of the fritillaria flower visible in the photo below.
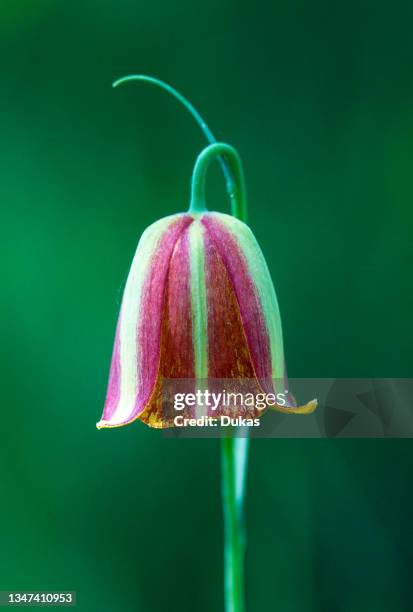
[97,75,317,612]
[97,141,316,429]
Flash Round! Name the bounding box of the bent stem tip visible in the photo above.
[189,143,247,220]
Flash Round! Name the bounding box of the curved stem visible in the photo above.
[213,141,249,612]
[189,143,247,220]
[113,75,236,198]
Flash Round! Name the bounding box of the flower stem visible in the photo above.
[219,142,249,612]
[189,143,247,219]
[221,435,248,612]
[189,142,250,610]
[112,74,236,201]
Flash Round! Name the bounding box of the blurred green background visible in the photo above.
[1,1,413,610]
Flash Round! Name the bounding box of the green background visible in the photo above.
[1,1,412,610]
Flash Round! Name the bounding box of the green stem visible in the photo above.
[222,435,249,612]
[217,145,249,612]
[189,143,247,221]
[189,141,249,612]
[112,75,236,201]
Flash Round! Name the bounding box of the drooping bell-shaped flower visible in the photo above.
[97,132,316,428]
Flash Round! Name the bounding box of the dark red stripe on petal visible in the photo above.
[162,227,195,378]
[139,221,195,427]
[203,226,256,379]
[202,215,272,382]
[135,215,193,419]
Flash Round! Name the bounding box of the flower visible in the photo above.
[97,211,317,429]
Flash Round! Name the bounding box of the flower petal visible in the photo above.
[139,219,197,427]
[202,213,275,381]
[202,212,314,414]
[97,213,193,428]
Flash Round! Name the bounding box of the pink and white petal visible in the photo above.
[139,221,197,427]
[202,213,316,413]
[202,214,273,382]
[97,213,193,428]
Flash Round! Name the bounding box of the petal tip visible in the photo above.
[270,398,318,415]
[291,398,318,415]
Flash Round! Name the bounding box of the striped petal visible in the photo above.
[98,211,316,429]
[202,213,316,414]
[97,213,193,428]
